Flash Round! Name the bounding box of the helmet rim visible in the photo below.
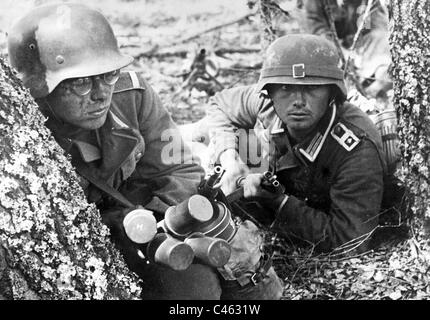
[255,76,347,97]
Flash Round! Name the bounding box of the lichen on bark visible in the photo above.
[0,57,142,300]
[389,0,430,234]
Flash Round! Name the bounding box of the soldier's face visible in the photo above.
[269,84,332,140]
[46,77,114,130]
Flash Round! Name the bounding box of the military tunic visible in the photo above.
[207,85,386,252]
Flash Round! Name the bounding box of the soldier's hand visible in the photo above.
[101,206,127,232]
[243,174,287,211]
[242,173,277,199]
[216,149,249,195]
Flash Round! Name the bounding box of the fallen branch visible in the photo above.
[171,12,257,46]
[135,47,188,59]
[133,12,258,60]
[134,46,261,60]
[214,46,261,56]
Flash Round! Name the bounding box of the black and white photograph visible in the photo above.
[0,0,429,306]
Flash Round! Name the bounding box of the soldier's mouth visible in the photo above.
[288,112,310,118]
[87,106,109,117]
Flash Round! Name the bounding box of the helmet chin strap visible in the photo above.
[329,97,336,107]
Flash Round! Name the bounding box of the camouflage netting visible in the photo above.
[0,56,141,300]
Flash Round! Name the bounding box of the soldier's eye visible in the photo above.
[71,77,91,86]
[306,85,319,90]
[60,77,92,96]
[103,70,120,85]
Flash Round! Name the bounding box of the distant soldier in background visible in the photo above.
[303,0,392,100]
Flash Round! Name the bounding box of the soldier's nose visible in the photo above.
[90,78,110,101]
[293,100,306,108]
[293,88,306,108]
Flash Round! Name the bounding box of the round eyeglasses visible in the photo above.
[59,70,120,96]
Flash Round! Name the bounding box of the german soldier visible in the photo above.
[7,3,223,300]
[207,34,386,253]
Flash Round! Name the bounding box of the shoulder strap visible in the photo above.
[113,71,146,93]
[74,161,135,209]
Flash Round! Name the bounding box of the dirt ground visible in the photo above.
[1,0,430,300]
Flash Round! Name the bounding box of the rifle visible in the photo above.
[196,166,286,233]
[226,170,285,203]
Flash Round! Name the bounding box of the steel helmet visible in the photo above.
[256,34,347,97]
[7,3,133,98]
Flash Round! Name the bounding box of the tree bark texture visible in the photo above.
[389,1,430,232]
[0,57,141,300]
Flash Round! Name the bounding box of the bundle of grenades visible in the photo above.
[123,166,284,271]
[122,166,238,271]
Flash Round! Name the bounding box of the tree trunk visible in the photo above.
[0,57,141,300]
[389,1,430,235]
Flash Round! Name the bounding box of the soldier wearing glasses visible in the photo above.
[7,3,222,300]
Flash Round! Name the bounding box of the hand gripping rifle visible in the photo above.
[214,170,285,230]
[226,170,285,203]
[197,166,285,232]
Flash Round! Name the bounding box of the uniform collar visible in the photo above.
[270,115,285,135]
[296,102,337,163]
[47,109,137,166]
[45,118,103,163]
[72,140,101,162]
